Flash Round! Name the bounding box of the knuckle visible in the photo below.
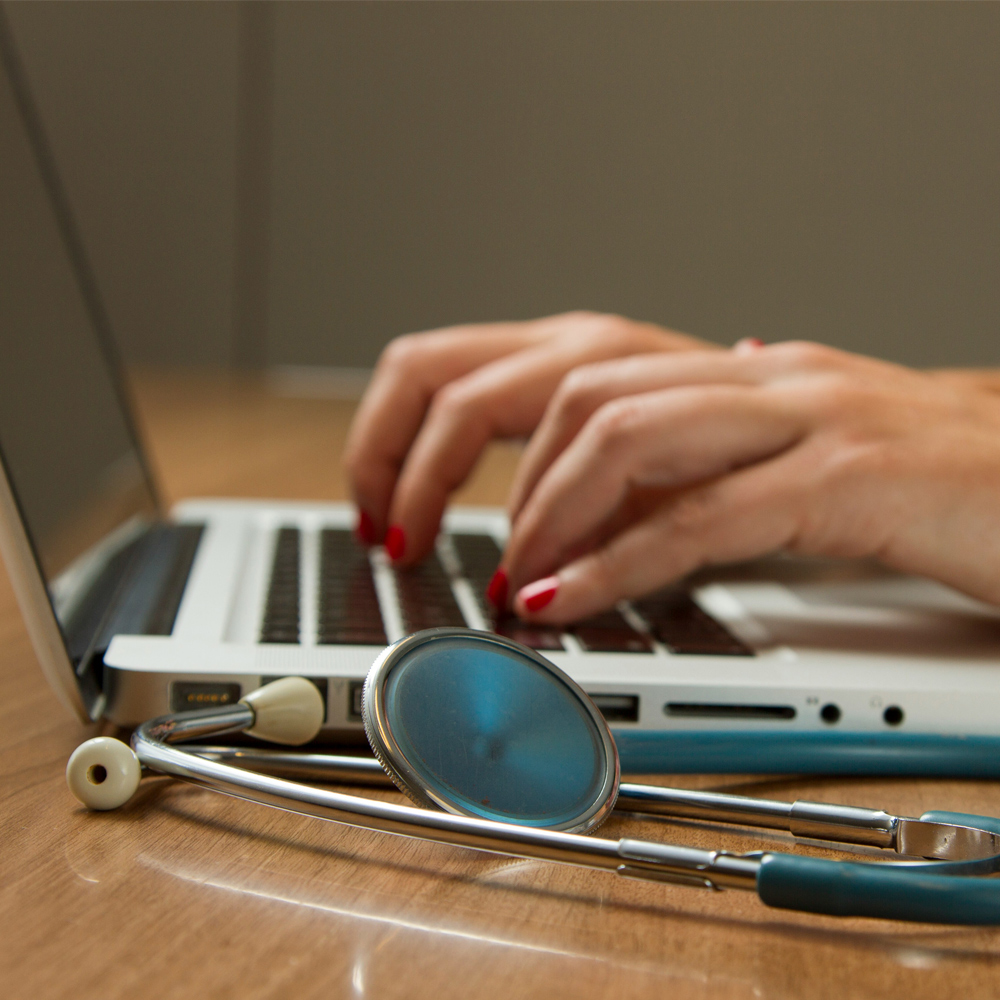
[770,340,836,370]
[553,365,607,420]
[377,333,424,373]
[592,313,637,350]
[554,309,603,327]
[587,398,645,453]
[666,489,719,535]
[806,374,868,418]
[427,380,474,422]
[554,310,635,349]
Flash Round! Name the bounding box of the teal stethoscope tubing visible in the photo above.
[760,812,1000,923]
[778,810,1000,923]
[759,853,1000,923]
[614,731,1000,777]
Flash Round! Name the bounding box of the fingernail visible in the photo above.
[486,568,508,609]
[385,524,406,562]
[733,337,764,353]
[519,576,559,613]
[355,509,377,545]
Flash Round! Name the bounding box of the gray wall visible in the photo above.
[7,2,1000,370]
[7,1,240,367]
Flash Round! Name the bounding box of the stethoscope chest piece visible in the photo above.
[362,628,620,833]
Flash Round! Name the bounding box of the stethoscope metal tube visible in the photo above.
[133,709,762,892]
[179,745,1000,863]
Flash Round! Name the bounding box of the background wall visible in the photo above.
[7,1,1000,371]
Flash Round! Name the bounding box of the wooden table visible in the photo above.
[3,369,1000,999]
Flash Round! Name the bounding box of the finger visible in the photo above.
[344,323,544,538]
[385,336,656,564]
[503,385,806,590]
[513,451,808,622]
[508,348,775,521]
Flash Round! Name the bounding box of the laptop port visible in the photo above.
[820,703,841,724]
[171,682,242,712]
[348,680,365,721]
[587,693,639,723]
[883,705,904,726]
[664,702,796,720]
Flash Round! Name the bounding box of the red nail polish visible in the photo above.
[356,509,377,545]
[385,524,406,562]
[733,337,764,351]
[486,568,508,609]
[520,576,559,613]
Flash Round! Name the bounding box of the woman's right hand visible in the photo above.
[343,311,713,565]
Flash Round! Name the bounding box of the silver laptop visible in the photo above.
[4,20,1000,774]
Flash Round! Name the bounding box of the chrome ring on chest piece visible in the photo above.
[362,627,620,834]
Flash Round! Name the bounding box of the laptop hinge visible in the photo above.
[68,522,205,719]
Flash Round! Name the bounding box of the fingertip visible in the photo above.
[486,568,509,609]
[515,576,560,616]
[355,508,378,546]
[385,524,407,562]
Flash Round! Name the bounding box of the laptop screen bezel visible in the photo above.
[0,10,164,720]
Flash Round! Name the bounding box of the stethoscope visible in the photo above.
[67,627,1000,925]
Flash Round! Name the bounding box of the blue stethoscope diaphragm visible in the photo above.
[362,628,620,833]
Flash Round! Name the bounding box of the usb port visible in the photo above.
[587,693,640,723]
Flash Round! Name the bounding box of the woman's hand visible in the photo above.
[498,341,1000,621]
[343,312,712,564]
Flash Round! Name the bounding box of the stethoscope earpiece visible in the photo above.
[66,736,141,810]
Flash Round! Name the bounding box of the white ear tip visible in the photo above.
[66,737,142,810]
[241,676,324,745]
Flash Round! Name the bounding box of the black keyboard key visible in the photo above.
[494,617,565,651]
[321,627,388,645]
[260,527,300,643]
[317,529,387,645]
[394,553,467,632]
[571,608,653,653]
[573,626,653,654]
[633,589,754,656]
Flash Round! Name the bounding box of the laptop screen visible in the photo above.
[0,23,158,619]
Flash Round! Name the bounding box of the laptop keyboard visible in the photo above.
[318,528,387,645]
[259,526,753,655]
[394,552,467,632]
[260,527,301,644]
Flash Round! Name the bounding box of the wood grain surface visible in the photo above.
[3,369,1000,1000]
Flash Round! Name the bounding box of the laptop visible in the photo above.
[4,18,1000,775]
